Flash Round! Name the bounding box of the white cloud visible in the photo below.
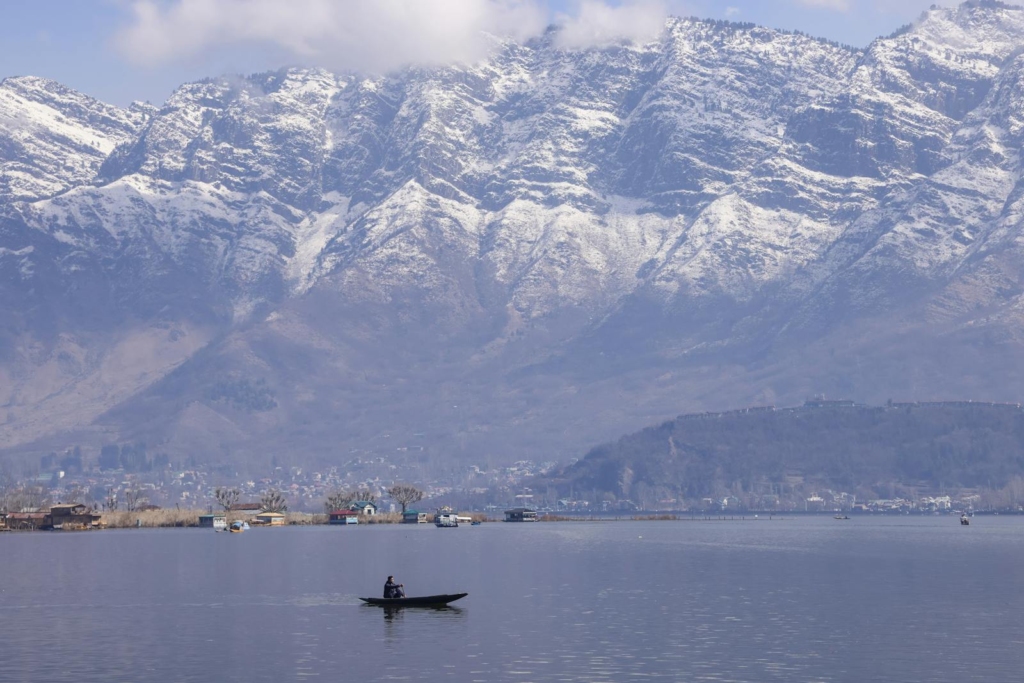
[554,0,669,50]
[114,0,548,74]
[793,0,850,10]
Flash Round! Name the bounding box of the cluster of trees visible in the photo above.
[206,377,278,412]
[542,403,1024,505]
[323,489,376,513]
[213,487,288,513]
[260,490,287,513]
[0,465,49,513]
[322,485,423,514]
[100,486,147,511]
[40,447,84,475]
[98,443,169,473]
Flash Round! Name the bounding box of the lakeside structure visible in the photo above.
[198,514,227,530]
[504,508,538,522]
[1,504,102,530]
[254,511,286,526]
[403,510,430,523]
[351,501,377,516]
[328,510,359,525]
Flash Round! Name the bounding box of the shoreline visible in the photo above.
[3,509,1017,532]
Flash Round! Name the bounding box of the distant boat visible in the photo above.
[229,521,249,533]
[960,515,970,526]
[470,520,482,526]
[834,515,850,520]
[360,593,468,607]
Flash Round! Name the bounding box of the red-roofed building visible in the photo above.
[329,510,359,525]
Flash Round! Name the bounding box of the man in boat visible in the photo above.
[384,576,405,599]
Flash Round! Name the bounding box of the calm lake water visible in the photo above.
[2,516,1023,682]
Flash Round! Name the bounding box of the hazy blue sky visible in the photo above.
[0,0,941,106]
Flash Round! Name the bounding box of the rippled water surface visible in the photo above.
[2,516,1023,682]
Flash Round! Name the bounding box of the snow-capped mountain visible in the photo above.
[4,1,1024,467]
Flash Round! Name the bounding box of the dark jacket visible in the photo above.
[384,579,402,598]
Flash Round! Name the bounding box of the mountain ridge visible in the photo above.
[3,3,1024,472]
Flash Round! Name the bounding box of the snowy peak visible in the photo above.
[0,76,149,201]
[6,2,1024,459]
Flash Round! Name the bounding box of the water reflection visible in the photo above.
[378,605,465,623]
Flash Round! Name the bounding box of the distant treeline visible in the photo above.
[98,443,169,473]
[542,402,1024,501]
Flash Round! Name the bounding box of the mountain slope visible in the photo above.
[4,3,1024,471]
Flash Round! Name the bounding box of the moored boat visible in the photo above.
[360,593,468,607]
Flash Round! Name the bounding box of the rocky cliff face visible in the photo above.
[4,2,1024,468]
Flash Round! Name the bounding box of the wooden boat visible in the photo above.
[360,593,468,607]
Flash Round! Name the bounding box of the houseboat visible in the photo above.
[402,510,430,524]
[435,512,459,527]
[199,514,227,530]
[504,508,538,522]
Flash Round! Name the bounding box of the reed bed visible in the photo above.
[285,512,327,525]
[360,512,403,524]
[101,509,203,528]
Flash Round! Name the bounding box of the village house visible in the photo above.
[350,501,377,516]
[329,510,359,525]
[49,503,102,530]
[5,511,49,530]
[254,511,285,526]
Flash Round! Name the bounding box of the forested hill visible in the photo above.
[539,401,1024,505]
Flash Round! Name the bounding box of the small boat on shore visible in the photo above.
[360,593,468,607]
[228,521,250,533]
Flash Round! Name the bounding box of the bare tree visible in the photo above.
[124,489,145,512]
[64,484,88,507]
[260,489,287,513]
[104,487,118,511]
[353,489,377,504]
[215,487,240,512]
[388,484,424,514]
[324,491,355,513]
